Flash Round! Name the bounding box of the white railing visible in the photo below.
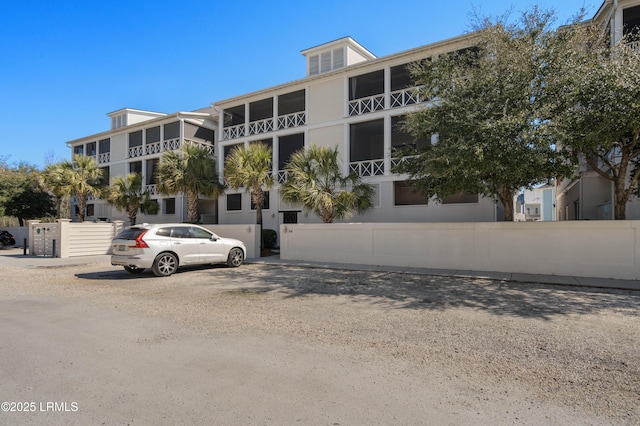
[277,170,288,183]
[278,111,306,129]
[144,184,158,195]
[128,146,144,158]
[97,152,110,163]
[390,86,427,108]
[348,94,385,116]
[248,118,275,136]
[627,41,640,52]
[128,138,213,158]
[390,155,418,171]
[223,124,245,140]
[349,159,384,177]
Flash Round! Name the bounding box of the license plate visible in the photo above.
[117,245,125,251]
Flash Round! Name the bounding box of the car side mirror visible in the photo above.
[210,236,218,241]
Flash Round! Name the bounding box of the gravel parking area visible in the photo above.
[0,260,638,425]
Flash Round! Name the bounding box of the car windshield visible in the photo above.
[115,228,146,240]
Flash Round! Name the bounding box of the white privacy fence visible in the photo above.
[29,220,124,258]
[280,221,640,281]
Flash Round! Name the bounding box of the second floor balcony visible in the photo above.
[128,138,214,159]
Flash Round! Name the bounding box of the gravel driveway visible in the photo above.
[0,260,638,425]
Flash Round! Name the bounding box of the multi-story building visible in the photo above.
[66,0,638,231]
[555,0,640,220]
[66,33,502,230]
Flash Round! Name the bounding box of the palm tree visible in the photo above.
[281,144,374,223]
[41,162,72,219]
[106,173,158,226]
[156,143,224,223]
[50,155,103,222]
[224,143,274,250]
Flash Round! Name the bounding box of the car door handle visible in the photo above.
[173,242,182,245]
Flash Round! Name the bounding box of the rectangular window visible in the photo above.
[391,115,430,152]
[278,90,305,115]
[394,181,428,206]
[100,166,110,186]
[86,142,96,156]
[249,98,273,122]
[129,161,142,175]
[146,158,159,185]
[349,70,384,100]
[278,133,304,169]
[309,55,320,75]
[146,126,161,144]
[86,204,94,217]
[224,105,245,127]
[184,123,214,143]
[250,191,270,210]
[128,130,143,147]
[227,193,242,211]
[73,145,83,156]
[164,198,176,215]
[164,121,180,140]
[441,192,478,204]
[99,138,110,154]
[350,119,384,161]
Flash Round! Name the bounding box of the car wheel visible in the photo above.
[227,247,244,268]
[124,266,145,274]
[152,252,178,277]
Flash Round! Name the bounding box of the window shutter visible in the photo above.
[309,55,319,75]
[320,51,332,73]
[333,47,344,69]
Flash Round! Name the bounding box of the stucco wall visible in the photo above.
[280,221,640,281]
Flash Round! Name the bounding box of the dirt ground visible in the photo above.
[0,260,638,425]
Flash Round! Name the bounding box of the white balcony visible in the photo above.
[628,41,639,52]
[278,111,306,130]
[349,159,384,177]
[348,94,385,116]
[97,152,110,163]
[223,124,245,140]
[277,170,288,183]
[144,184,158,195]
[128,138,213,158]
[248,118,275,136]
[390,86,427,108]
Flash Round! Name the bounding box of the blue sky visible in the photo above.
[0,0,599,168]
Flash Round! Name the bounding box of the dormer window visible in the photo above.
[111,113,127,130]
[302,37,376,77]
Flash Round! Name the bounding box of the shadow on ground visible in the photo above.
[76,263,640,320]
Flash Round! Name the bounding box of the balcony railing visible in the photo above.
[128,138,214,158]
[390,86,427,108]
[144,184,159,195]
[390,155,418,173]
[223,124,245,140]
[97,152,110,163]
[277,170,288,184]
[349,159,384,177]
[628,41,640,52]
[278,111,306,130]
[348,94,385,116]
[248,118,275,136]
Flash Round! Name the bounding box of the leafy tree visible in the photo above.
[547,24,640,220]
[280,144,374,223]
[224,143,274,249]
[157,143,224,223]
[4,180,56,226]
[0,161,55,226]
[54,155,104,222]
[395,8,573,221]
[106,173,157,226]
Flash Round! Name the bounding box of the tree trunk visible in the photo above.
[497,186,515,222]
[614,185,628,220]
[186,191,199,223]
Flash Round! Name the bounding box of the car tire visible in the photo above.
[227,247,244,268]
[124,266,145,274]
[152,252,178,277]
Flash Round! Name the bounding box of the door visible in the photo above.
[170,226,201,265]
[190,226,226,264]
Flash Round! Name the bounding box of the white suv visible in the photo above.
[111,223,246,277]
